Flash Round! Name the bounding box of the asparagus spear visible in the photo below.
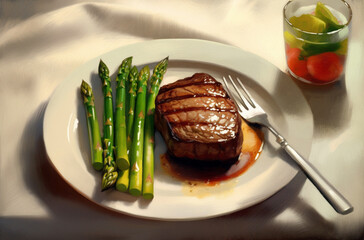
[142,57,168,199]
[129,66,150,196]
[98,60,118,191]
[80,80,103,171]
[126,66,139,148]
[115,63,137,192]
[115,57,132,171]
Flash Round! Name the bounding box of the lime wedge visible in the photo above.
[284,31,303,49]
[289,14,327,33]
[315,2,344,31]
[301,41,341,57]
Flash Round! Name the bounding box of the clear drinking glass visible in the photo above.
[283,0,352,85]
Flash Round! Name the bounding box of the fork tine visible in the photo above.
[222,76,245,113]
[227,75,250,110]
[235,77,256,108]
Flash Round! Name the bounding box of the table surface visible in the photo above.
[1,0,363,239]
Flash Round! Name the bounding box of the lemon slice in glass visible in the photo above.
[289,14,327,33]
[284,31,303,49]
[315,2,344,31]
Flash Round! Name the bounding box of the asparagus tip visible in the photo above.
[80,80,92,98]
[101,171,118,191]
[98,59,109,77]
[118,56,133,74]
[140,65,150,74]
[155,57,168,74]
[129,66,138,77]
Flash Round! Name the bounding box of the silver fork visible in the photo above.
[223,75,353,215]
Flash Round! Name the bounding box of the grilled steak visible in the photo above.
[155,73,243,162]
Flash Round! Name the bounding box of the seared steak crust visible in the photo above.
[155,73,243,161]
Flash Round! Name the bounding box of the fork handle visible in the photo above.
[277,137,353,214]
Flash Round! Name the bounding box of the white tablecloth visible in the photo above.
[1,0,363,239]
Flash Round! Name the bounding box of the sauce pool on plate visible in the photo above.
[160,119,264,188]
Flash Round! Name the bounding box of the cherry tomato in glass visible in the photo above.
[287,48,309,78]
[307,52,343,82]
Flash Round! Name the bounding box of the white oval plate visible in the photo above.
[43,39,313,220]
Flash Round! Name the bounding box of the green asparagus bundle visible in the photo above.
[142,57,168,199]
[98,60,118,191]
[82,56,169,197]
[129,66,150,196]
[114,57,132,171]
[80,80,103,171]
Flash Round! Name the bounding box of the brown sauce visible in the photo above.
[160,119,264,186]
